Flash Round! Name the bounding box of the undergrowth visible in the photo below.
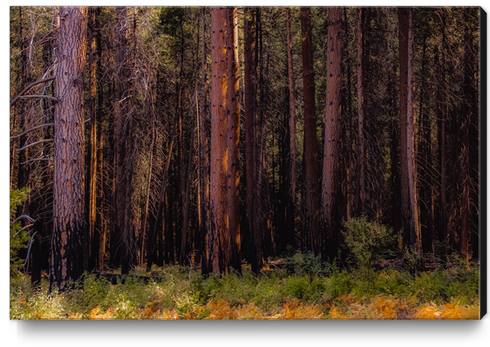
[10,259,480,320]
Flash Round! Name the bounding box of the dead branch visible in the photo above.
[16,139,53,152]
[10,122,54,139]
[10,76,56,107]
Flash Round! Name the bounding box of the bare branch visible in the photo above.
[16,139,53,152]
[19,95,58,102]
[10,76,55,107]
[10,122,54,139]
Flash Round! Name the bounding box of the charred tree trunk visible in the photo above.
[50,6,88,291]
[300,7,320,254]
[85,7,98,272]
[398,8,419,250]
[114,7,136,274]
[199,7,211,275]
[244,7,261,273]
[356,7,366,216]
[460,9,476,261]
[285,7,296,249]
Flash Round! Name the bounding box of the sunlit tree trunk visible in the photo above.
[210,7,228,275]
[84,7,98,272]
[227,7,241,273]
[50,6,88,291]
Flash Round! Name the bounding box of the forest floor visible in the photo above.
[10,256,480,320]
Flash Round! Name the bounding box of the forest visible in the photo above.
[9,6,482,320]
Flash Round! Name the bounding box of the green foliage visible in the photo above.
[284,248,323,277]
[9,261,480,319]
[343,217,395,271]
[10,188,31,277]
[403,245,425,274]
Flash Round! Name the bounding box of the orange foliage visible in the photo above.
[282,299,323,319]
[205,299,237,320]
[86,307,113,320]
[414,300,479,320]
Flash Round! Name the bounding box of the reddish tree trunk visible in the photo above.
[321,7,342,260]
[51,6,88,291]
[210,7,228,275]
[227,7,241,273]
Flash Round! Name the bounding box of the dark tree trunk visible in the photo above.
[301,7,320,254]
[244,7,261,273]
[199,7,210,275]
[356,7,366,216]
[322,7,342,261]
[398,8,419,250]
[286,7,296,249]
[85,7,98,272]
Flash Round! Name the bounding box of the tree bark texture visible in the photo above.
[300,7,320,254]
[286,7,296,249]
[210,7,228,275]
[356,7,366,216]
[398,8,419,250]
[51,6,88,291]
[226,7,241,273]
[322,7,342,260]
[244,7,261,273]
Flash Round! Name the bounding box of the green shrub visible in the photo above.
[343,217,395,271]
[10,188,31,277]
[285,249,323,277]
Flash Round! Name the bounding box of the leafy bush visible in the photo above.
[343,217,395,271]
[10,188,31,277]
[284,249,323,277]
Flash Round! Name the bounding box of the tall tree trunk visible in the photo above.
[17,6,30,193]
[85,7,98,272]
[321,7,342,261]
[50,6,88,291]
[356,7,366,216]
[199,7,210,275]
[398,8,419,250]
[209,7,228,275]
[460,9,476,261]
[244,7,261,273]
[418,34,434,253]
[227,7,241,273]
[95,6,105,272]
[286,7,296,249]
[300,7,320,254]
[343,8,353,221]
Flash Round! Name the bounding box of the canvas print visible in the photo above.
[9,6,484,320]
